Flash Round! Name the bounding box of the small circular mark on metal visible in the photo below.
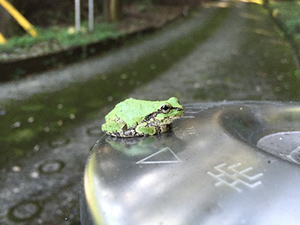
[87,126,102,136]
[49,136,70,148]
[38,159,65,174]
[7,200,42,222]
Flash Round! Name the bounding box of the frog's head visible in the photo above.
[153,97,184,124]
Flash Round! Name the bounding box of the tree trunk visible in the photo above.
[0,4,23,38]
[103,0,122,22]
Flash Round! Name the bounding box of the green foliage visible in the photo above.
[271,1,300,35]
[295,69,300,79]
[137,0,154,11]
[270,1,300,78]
[0,22,121,57]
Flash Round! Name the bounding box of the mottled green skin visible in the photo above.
[101,97,184,137]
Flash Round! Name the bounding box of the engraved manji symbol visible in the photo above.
[207,163,263,192]
[257,131,300,165]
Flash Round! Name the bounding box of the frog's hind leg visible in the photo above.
[136,122,156,136]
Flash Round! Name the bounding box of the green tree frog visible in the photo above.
[101,97,184,137]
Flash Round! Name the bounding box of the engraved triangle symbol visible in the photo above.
[136,147,181,164]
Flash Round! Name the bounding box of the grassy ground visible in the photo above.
[268,0,300,66]
[0,22,121,61]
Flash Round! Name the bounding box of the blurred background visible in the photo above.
[0,0,300,224]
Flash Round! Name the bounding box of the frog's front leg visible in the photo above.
[136,122,157,136]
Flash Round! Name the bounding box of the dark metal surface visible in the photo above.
[81,101,300,225]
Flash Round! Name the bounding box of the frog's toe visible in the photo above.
[123,129,136,137]
[159,124,169,133]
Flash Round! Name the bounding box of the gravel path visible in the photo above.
[130,1,298,102]
[130,2,247,102]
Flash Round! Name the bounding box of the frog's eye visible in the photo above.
[160,104,171,114]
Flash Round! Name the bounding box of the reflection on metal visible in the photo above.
[257,131,300,164]
[0,0,37,38]
[81,101,300,225]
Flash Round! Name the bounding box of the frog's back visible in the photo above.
[113,98,162,127]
